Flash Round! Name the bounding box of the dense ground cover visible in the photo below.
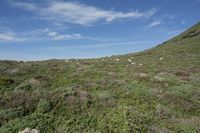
[0,23,200,132]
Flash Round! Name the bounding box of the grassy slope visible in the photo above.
[0,23,200,133]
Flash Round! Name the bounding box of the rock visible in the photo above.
[19,128,39,133]
[28,78,41,85]
[128,59,132,63]
[115,58,120,62]
[139,73,148,78]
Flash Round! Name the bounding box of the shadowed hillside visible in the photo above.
[0,22,200,132]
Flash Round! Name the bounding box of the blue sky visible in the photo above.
[0,0,200,60]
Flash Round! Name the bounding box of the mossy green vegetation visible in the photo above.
[0,23,200,132]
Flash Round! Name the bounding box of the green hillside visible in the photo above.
[0,22,200,133]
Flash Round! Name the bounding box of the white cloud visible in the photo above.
[50,33,84,40]
[10,1,157,25]
[10,1,37,10]
[0,34,15,41]
[47,31,57,37]
[168,29,185,34]
[0,33,24,42]
[43,28,84,40]
[148,21,161,28]
[0,29,100,42]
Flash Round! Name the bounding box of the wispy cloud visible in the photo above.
[0,33,25,42]
[164,14,175,20]
[10,1,37,10]
[148,21,162,28]
[168,29,185,34]
[48,40,160,50]
[0,28,109,42]
[10,1,157,26]
[44,28,84,40]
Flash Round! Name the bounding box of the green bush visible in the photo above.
[36,100,52,114]
[0,77,14,86]
[0,113,55,133]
